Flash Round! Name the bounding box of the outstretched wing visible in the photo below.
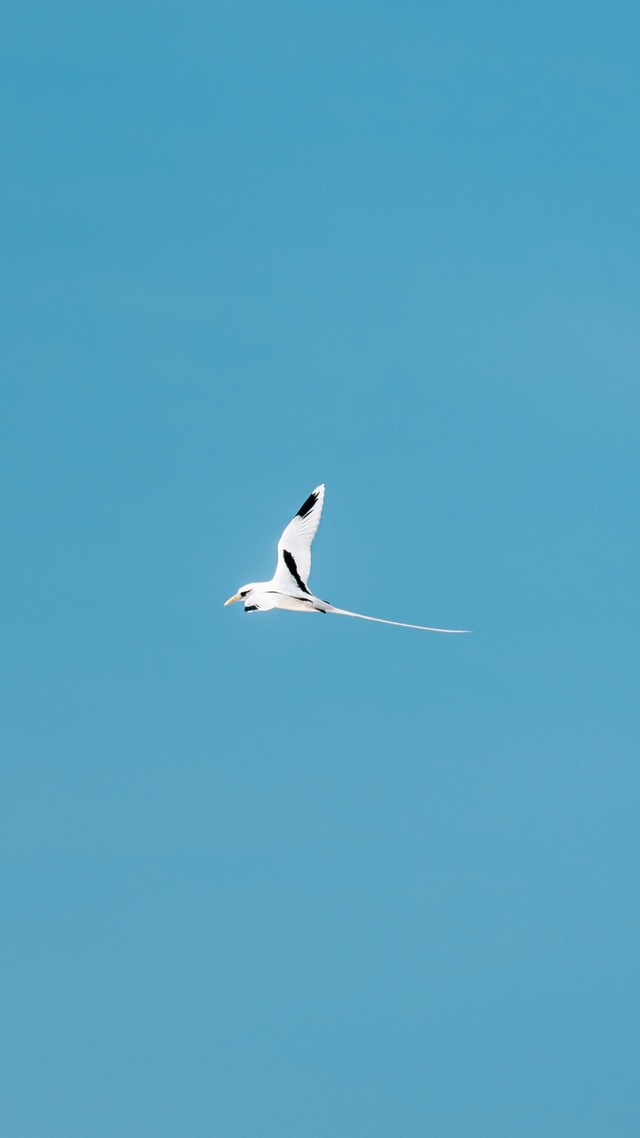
[273,484,325,593]
[325,604,471,633]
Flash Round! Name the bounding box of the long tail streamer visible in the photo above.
[325,605,471,633]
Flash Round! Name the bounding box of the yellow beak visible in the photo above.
[224,592,242,606]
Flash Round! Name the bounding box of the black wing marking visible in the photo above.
[282,549,310,594]
[297,490,318,519]
[274,484,325,590]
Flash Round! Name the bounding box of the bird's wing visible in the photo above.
[325,604,470,633]
[274,484,325,593]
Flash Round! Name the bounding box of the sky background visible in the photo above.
[1,2,639,1135]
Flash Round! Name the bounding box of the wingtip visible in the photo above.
[297,485,325,519]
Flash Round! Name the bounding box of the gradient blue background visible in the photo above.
[2,3,639,1135]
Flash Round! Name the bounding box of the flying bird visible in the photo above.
[225,485,470,632]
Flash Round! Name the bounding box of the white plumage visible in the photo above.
[224,484,470,633]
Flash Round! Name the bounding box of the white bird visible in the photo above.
[224,484,470,632]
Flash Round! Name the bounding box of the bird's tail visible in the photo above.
[323,604,471,633]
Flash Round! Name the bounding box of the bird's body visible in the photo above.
[225,484,470,633]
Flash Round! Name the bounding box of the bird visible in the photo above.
[224,484,470,632]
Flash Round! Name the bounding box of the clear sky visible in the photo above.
[1,2,639,1135]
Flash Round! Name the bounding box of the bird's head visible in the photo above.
[224,584,254,606]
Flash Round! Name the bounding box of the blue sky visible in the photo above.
[1,2,639,1135]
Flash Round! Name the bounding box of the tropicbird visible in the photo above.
[225,485,470,632]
